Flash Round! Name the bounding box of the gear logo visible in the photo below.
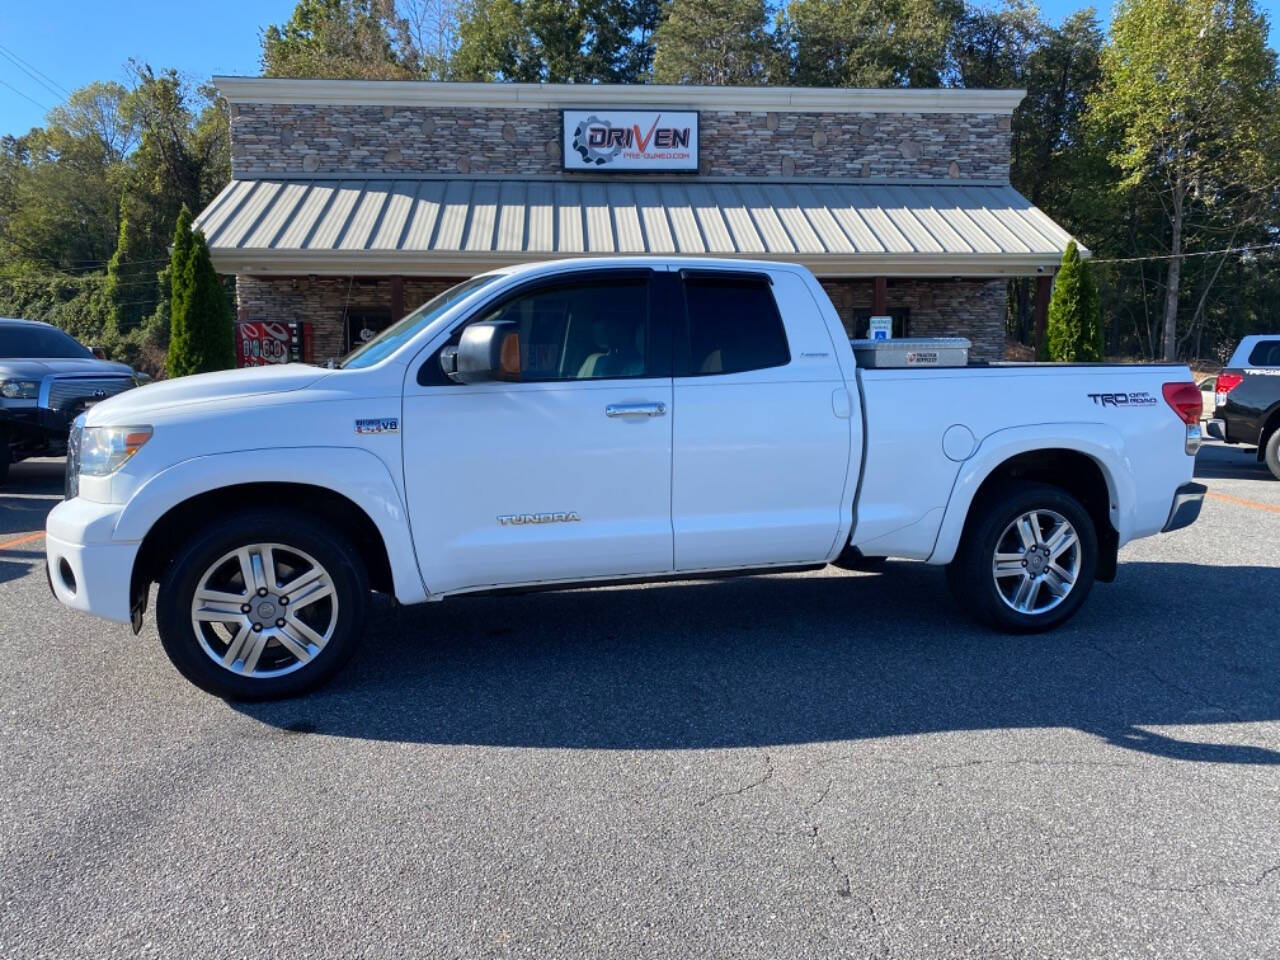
[571,115,622,167]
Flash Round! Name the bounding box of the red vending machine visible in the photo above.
[234,321,314,367]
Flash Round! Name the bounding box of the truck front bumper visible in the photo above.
[45,497,137,624]
[1161,481,1207,533]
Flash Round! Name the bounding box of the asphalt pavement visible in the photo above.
[1,443,1277,959]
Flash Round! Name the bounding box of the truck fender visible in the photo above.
[1254,398,1280,457]
[113,446,428,604]
[926,423,1132,566]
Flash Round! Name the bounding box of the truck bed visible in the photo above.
[849,362,1195,562]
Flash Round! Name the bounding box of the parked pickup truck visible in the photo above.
[46,258,1207,699]
[1205,334,1280,479]
[1,318,138,484]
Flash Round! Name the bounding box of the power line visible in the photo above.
[0,44,70,97]
[0,273,164,289]
[10,255,175,272]
[1089,242,1280,265]
[0,48,65,105]
[0,78,49,114]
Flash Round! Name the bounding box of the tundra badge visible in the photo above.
[498,512,582,525]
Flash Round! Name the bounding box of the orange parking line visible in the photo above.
[1207,490,1280,515]
[0,531,45,551]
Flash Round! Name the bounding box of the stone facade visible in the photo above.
[237,276,458,361]
[230,103,1011,182]
[821,278,1006,360]
[223,84,1029,361]
[238,274,1005,363]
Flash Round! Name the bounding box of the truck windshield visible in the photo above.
[337,275,501,369]
[0,325,93,359]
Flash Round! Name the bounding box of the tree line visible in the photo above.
[1,0,1277,374]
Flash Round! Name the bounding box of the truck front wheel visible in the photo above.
[946,483,1097,633]
[155,509,369,700]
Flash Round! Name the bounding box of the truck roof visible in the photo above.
[488,255,811,282]
[1228,334,1280,368]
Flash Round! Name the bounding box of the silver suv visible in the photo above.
[0,318,138,484]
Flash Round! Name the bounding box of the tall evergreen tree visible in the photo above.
[783,0,961,87]
[167,208,209,378]
[1044,241,1103,362]
[262,0,417,79]
[652,0,776,84]
[184,231,235,373]
[104,211,157,336]
[451,0,653,82]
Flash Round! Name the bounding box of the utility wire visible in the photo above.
[1089,242,1280,265]
[0,44,70,97]
[0,78,49,113]
[0,48,65,104]
[0,274,165,289]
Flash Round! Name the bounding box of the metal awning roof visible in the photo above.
[196,177,1080,278]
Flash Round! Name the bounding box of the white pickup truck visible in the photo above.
[46,257,1207,699]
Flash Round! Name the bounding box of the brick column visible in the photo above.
[390,276,404,321]
[1032,275,1052,358]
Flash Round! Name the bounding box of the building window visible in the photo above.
[852,308,911,339]
[345,311,392,353]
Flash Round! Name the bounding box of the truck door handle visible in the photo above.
[605,402,667,418]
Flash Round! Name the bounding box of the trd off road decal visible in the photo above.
[1087,391,1158,408]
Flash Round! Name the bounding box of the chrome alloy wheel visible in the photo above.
[991,509,1081,615]
[189,543,338,679]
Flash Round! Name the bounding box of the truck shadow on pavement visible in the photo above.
[235,559,1280,765]
[1195,442,1274,481]
[0,459,62,585]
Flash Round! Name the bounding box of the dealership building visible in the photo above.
[196,77,1076,362]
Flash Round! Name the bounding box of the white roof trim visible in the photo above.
[220,250,1058,279]
[214,76,1026,115]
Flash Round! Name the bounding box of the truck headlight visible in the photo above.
[0,379,39,399]
[79,425,153,476]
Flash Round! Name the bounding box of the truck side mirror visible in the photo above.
[89,345,107,361]
[449,321,521,384]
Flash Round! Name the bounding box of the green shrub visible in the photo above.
[1044,241,1103,362]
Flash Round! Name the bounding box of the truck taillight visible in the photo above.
[1163,382,1203,455]
[1162,382,1202,425]
[1215,372,1243,407]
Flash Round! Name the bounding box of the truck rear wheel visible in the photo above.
[155,509,368,700]
[946,482,1097,633]
[1264,429,1280,481]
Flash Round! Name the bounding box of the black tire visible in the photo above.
[946,482,1098,633]
[155,509,368,700]
[0,430,10,486]
[1265,430,1280,481]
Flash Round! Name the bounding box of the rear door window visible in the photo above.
[678,274,790,376]
[1247,340,1280,366]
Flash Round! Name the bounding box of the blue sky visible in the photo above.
[2,0,1278,138]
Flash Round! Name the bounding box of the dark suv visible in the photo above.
[1205,334,1280,479]
[0,318,137,483]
